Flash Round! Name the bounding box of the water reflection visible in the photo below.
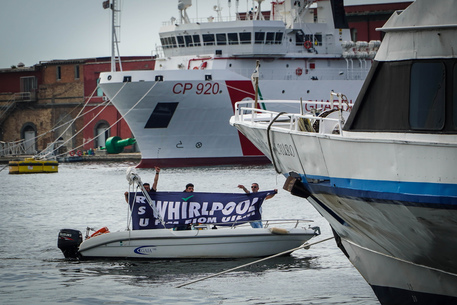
[57,254,319,286]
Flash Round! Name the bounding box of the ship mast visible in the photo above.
[103,0,123,72]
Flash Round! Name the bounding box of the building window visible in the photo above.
[57,66,62,81]
[97,78,104,97]
[75,65,80,79]
[409,62,445,130]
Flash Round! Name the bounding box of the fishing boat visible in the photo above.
[8,158,58,174]
[98,0,376,168]
[58,169,320,259]
[230,0,457,304]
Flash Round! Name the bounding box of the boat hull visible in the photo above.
[78,227,316,259]
[8,159,58,174]
[99,69,365,167]
[231,121,457,303]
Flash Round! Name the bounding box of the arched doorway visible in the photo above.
[95,121,110,149]
[21,123,37,154]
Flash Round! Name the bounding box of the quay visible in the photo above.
[0,152,141,164]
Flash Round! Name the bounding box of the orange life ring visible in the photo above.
[69,151,75,156]
[296,67,303,76]
[76,150,82,156]
[193,66,199,70]
[90,226,110,238]
[304,41,312,49]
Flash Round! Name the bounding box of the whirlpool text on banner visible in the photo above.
[127,191,276,229]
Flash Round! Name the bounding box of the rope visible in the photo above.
[51,80,159,160]
[18,86,101,157]
[175,236,334,288]
[267,112,287,174]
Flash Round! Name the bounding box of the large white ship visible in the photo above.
[231,0,457,303]
[99,0,376,167]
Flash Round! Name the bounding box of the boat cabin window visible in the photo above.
[203,34,215,46]
[409,62,445,130]
[239,32,251,44]
[255,32,265,44]
[275,32,283,44]
[176,36,185,48]
[454,64,457,129]
[227,32,239,45]
[161,37,177,49]
[184,35,193,47]
[304,34,322,46]
[216,33,227,45]
[193,34,201,47]
[296,31,305,46]
[265,32,275,44]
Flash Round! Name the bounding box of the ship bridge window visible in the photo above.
[410,62,445,130]
[228,33,239,45]
[184,35,193,47]
[193,34,201,47]
[144,102,179,129]
[305,34,322,46]
[160,37,167,48]
[265,32,275,44]
[177,36,185,48]
[203,34,215,46]
[162,37,177,49]
[295,31,305,46]
[255,32,265,44]
[275,32,283,44]
[216,33,227,45]
[239,32,251,44]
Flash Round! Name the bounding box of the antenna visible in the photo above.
[104,0,123,72]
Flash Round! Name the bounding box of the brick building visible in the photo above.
[0,57,155,156]
[345,1,413,42]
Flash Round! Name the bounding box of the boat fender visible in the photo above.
[295,67,303,76]
[89,226,110,238]
[76,150,83,156]
[304,41,312,49]
[269,227,289,235]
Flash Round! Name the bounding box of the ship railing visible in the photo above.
[233,93,349,135]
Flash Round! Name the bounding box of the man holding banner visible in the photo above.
[238,183,278,228]
[127,189,277,230]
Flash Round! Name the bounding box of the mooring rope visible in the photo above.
[175,236,334,288]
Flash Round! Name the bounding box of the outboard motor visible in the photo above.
[58,229,83,259]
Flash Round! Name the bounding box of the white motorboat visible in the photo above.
[99,0,376,167]
[230,0,457,304]
[58,169,320,259]
[58,220,320,259]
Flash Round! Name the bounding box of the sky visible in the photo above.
[0,0,410,69]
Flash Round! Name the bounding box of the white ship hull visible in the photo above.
[100,68,365,167]
[99,0,373,167]
[231,103,457,304]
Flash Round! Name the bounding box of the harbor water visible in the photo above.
[0,162,380,304]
